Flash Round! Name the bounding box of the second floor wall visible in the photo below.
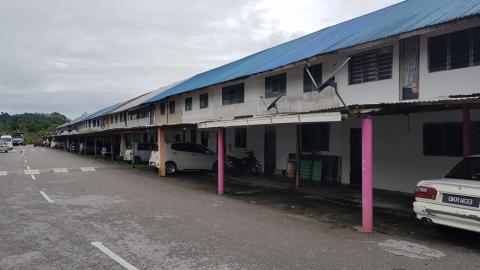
[171,18,480,124]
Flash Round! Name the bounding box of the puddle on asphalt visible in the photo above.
[379,239,445,259]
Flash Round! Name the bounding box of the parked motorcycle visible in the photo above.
[226,150,262,175]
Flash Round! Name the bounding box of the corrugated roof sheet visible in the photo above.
[111,81,183,113]
[144,0,480,104]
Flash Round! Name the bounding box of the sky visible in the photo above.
[0,0,401,119]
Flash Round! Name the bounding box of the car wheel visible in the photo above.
[165,161,177,175]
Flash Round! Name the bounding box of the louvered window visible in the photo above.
[428,26,480,72]
[265,73,287,98]
[348,46,393,85]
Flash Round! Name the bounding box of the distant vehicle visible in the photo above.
[33,138,43,147]
[0,135,13,150]
[149,142,217,175]
[414,156,480,233]
[125,143,156,163]
[0,138,8,153]
[11,133,25,146]
[50,140,60,148]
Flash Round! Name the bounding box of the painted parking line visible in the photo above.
[39,191,54,203]
[91,242,139,270]
[80,167,96,172]
[0,171,7,176]
[53,168,69,173]
[24,169,40,175]
[31,175,36,181]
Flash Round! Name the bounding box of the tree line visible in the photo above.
[0,112,69,144]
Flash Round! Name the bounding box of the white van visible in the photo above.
[124,143,156,163]
[1,135,13,150]
[149,142,217,175]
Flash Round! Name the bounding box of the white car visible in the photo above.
[125,143,156,163]
[0,138,9,153]
[149,142,217,175]
[0,135,13,150]
[414,156,480,233]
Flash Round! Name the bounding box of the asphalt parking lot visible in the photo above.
[1,145,480,270]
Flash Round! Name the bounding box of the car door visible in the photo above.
[170,143,194,170]
[192,144,214,169]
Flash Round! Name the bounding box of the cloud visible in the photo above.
[0,0,401,118]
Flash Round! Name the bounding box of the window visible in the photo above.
[301,123,329,151]
[265,73,286,98]
[234,128,247,148]
[200,132,209,147]
[185,97,192,111]
[400,36,420,100]
[349,46,393,84]
[222,83,244,105]
[428,27,480,72]
[423,123,462,156]
[304,64,322,92]
[200,93,208,109]
[169,101,175,114]
[160,103,165,115]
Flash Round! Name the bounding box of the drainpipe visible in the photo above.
[362,116,373,233]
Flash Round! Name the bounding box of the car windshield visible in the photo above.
[2,137,11,142]
[445,157,480,181]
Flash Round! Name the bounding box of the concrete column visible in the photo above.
[110,135,114,161]
[158,128,166,176]
[131,133,135,168]
[217,128,225,195]
[362,116,373,233]
[296,124,301,188]
[463,105,471,157]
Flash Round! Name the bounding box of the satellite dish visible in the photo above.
[267,94,285,111]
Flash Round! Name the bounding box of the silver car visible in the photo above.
[0,138,8,153]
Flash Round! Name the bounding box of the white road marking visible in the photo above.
[91,242,139,270]
[53,168,69,173]
[24,169,40,175]
[24,160,27,164]
[31,175,36,181]
[81,167,96,172]
[0,171,7,176]
[39,191,54,203]
[26,165,31,170]
[11,150,17,152]
[379,239,445,259]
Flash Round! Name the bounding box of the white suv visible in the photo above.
[125,143,156,163]
[149,142,217,175]
[0,135,13,150]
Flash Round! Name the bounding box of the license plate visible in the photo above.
[442,194,480,208]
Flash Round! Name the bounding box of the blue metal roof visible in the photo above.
[67,103,121,126]
[144,0,480,104]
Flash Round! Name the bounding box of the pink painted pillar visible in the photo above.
[463,105,471,157]
[362,116,373,233]
[217,128,225,195]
